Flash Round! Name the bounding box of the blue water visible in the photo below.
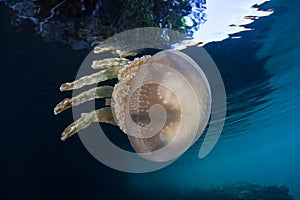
[127,0,300,198]
[0,0,299,199]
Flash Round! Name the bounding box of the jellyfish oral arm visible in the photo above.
[60,66,121,91]
[54,85,114,115]
[54,57,130,140]
[60,107,116,141]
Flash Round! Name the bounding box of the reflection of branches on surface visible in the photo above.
[6,0,204,49]
[39,0,66,32]
[112,0,192,33]
[117,0,156,28]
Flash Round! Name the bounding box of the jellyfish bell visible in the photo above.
[111,50,212,162]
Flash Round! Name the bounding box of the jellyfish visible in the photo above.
[54,46,211,162]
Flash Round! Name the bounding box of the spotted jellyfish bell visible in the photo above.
[111,50,212,162]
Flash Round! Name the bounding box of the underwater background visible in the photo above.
[0,0,299,199]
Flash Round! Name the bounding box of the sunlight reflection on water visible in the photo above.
[191,0,273,44]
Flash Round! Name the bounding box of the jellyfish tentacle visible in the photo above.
[61,107,116,141]
[93,44,113,54]
[92,58,130,70]
[93,45,136,58]
[54,86,114,115]
[60,66,120,91]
